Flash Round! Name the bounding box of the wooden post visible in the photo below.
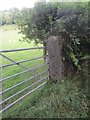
[47,36,64,82]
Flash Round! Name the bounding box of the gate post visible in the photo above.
[46,36,64,82]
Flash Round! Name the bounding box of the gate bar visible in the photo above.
[0,63,47,82]
[0,47,45,53]
[0,70,48,94]
[1,55,44,68]
[0,53,27,69]
[0,75,48,104]
[0,81,47,113]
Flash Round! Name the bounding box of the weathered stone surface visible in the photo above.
[47,36,64,82]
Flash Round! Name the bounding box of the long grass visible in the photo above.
[3,76,89,118]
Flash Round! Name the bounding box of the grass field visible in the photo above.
[0,25,48,118]
[0,25,88,118]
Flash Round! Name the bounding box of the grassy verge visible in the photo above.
[3,75,88,118]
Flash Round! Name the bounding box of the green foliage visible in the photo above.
[0,8,20,25]
[16,1,89,70]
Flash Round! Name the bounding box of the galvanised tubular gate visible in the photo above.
[0,47,48,113]
[0,47,45,53]
[1,56,44,68]
[0,70,48,94]
[0,63,47,82]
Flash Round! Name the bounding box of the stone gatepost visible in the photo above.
[46,36,64,82]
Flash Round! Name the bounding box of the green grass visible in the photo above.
[0,24,48,118]
[0,24,36,50]
[0,24,17,31]
[0,25,88,118]
[3,76,88,118]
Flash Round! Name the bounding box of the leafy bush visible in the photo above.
[17,1,90,71]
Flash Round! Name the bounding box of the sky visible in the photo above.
[0,0,39,11]
[0,0,88,11]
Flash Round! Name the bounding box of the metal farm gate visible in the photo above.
[0,47,49,113]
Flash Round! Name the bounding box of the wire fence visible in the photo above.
[0,47,49,113]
